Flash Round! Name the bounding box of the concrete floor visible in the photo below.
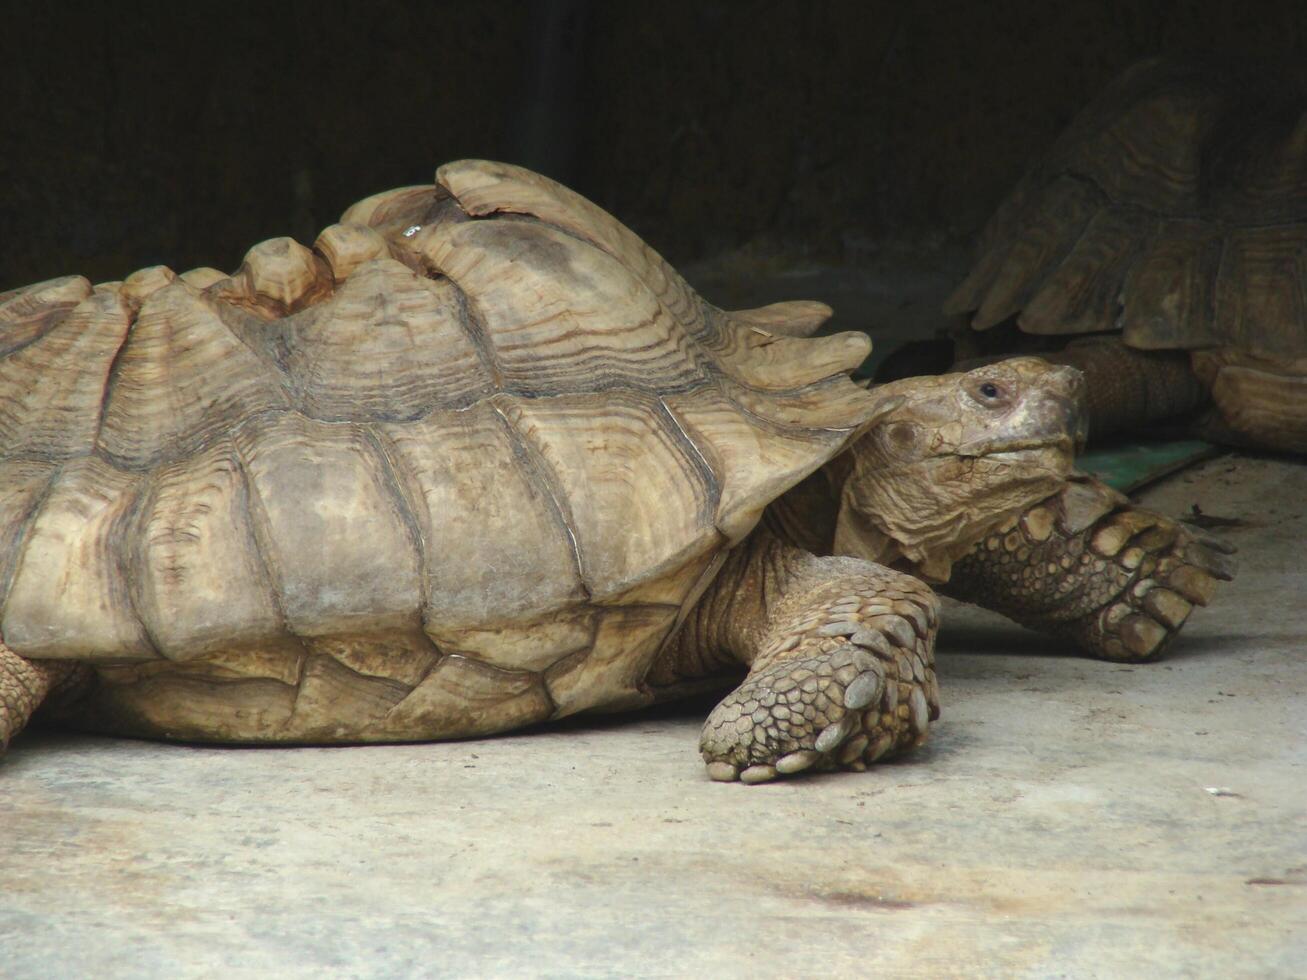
[1,452,1303,978]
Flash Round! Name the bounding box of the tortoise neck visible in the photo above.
[760,461,848,557]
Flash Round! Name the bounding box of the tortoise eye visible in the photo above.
[979,382,1000,399]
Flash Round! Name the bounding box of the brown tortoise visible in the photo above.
[0,161,1231,783]
[947,58,1307,454]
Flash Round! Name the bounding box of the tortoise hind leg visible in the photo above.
[656,531,940,784]
[0,643,87,752]
[1039,339,1208,440]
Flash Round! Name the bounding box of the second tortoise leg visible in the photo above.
[654,530,941,784]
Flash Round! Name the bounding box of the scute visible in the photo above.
[98,280,291,467]
[2,457,153,661]
[375,401,586,628]
[1119,220,1224,350]
[1020,205,1151,336]
[497,391,719,600]
[233,413,425,638]
[663,387,848,542]
[0,276,92,356]
[435,159,708,343]
[414,216,704,395]
[133,439,283,658]
[0,289,130,461]
[282,257,494,419]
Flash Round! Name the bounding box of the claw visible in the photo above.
[776,750,821,774]
[892,601,930,637]
[867,732,894,762]
[814,712,858,754]
[850,628,894,659]
[740,764,778,784]
[1183,541,1237,580]
[876,615,917,649]
[839,734,870,764]
[1141,588,1192,629]
[706,761,739,782]
[1167,565,1220,605]
[843,672,882,710]
[908,686,931,735]
[1120,615,1169,658]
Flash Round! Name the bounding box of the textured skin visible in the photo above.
[656,530,940,783]
[958,340,1209,442]
[0,645,43,750]
[944,475,1236,661]
[0,646,84,749]
[829,358,1085,582]
[945,58,1307,452]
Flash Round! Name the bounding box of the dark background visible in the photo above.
[3,0,1306,291]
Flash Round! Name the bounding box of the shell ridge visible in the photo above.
[0,277,93,359]
[117,468,167,660]
[0,288,132,462]
[0,461,63,631]
[655,397,723,529]
[488,398,591,599]
[88,290,152,461]
[90,291,139,454]
[358,424,434,628]
[202,290,302,401]
[227,431,305,650]
[420,263,506,392]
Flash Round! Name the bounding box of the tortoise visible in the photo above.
[945,57,1307,454]
[0,161,1232,783]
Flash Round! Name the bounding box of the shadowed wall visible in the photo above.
[3,0,1305,289]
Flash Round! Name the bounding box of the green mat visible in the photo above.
[1078,439,1222,494]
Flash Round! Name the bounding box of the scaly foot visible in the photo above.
[700,565,940,783]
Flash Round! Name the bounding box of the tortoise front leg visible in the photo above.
[942,475,1235,661]
[656,531,940,784]
[0,643,85,752]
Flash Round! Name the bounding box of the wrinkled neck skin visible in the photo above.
[766,358,1084,583]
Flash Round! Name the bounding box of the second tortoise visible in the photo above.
[947,57,1307,453]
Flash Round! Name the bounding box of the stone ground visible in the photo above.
[2,453,1303,980]
[1,262,1304,978]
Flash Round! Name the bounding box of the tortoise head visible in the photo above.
[835,357,1086,581]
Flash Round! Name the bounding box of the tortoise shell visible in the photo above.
[0,160,874,742]
[946,58,1307,362]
